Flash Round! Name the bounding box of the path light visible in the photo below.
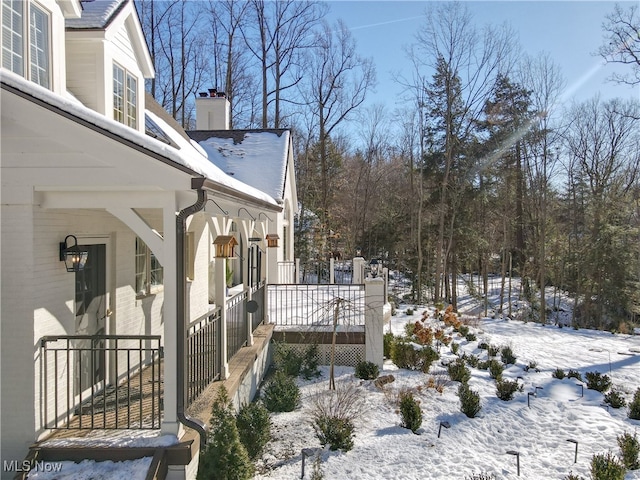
[576,383,583,397]
[528,392,535,408]
[301,447,321,479]
[506,450,520,476]
[438,421,451,438]
[567,439,578,463]
[59,235,89,272]
[535,386,544,396]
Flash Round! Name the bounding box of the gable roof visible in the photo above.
[66,0,126,29]
[187,129,291,202]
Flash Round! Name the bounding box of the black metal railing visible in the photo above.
[267,284,365,326]
[40,335,162,430]
[251,281,266,331]
[226,290,248,361]
[187,308,221,405]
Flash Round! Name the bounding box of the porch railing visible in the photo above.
[187,308,221,405]
[39,335,162,430]
[226,290,248,361]
[277,261,297,284]
[251,281,266,331]
[267,284,365,326]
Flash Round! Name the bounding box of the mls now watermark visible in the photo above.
[3,460,64,474]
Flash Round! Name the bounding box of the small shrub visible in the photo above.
[496,378,521,401]
[272,341,303,377]
[465,332,477,342]
[399,391,422,433]
[313,416,355,451]
[604,389,627,409]
[500,345,517,364]
[465,474,496,480]
[426,371,450,393]
[487,344,500,357]
[451,342,460,355]
[628,387,640,420]
[310,382,365,452]
[457,325,470,337]
[524,361,539,372]
[262,371,300,412]
[197,386,253,480]
[477,360,490,371]
[564,473,585,480]
[236,401,271,460]
[488,359,504,380]
[458,383,481,418]
[552,368,566,379]
[478,342,489,350]
[448,358,471,383]
[567,369,583,381]
[355,360,379,380]
[617,431,640,469]
[391,339,439,373]
[590,451,626,480]
[406,308,414,316]
[463,353,480,368]
[585,371,612,393]
[383,332,394,359]
[301,343,321,380]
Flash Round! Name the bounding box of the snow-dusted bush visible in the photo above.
[628,388,640,420]
[553,368,566,379]
[585,371,612,393]
[458,383,481,418]
[488,359,504,380]
[399,391,422,433]
[354,360,379,380]
[617,431,640,470]
[262,371,300,412]
[604,389,627,409]
[590,451,625,480]
[236,401,271,460]
[500,345,517,364]
[391,338,439,373]
[495,378,521,401]
[448,358,471,383]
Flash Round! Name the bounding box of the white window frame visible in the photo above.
[113,62,137,128]
[135,237,163,297]
[1,0,51,88]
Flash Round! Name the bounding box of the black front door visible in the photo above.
[74,244,106,395]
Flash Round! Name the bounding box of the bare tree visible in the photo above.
[598,3,640,86]
[244,1,326,128]
[298,20,376,246]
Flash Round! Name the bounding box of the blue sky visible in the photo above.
[325,1,640,116]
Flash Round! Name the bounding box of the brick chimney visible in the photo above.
[195,88,230,130]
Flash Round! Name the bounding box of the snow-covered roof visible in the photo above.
[188,130,290,202]
[0,70,278,208]
[66,0,126,29]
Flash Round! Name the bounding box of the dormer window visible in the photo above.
[113,63,137,128]
[1,0,50,88]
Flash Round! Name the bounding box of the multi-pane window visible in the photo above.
[113,63,137,128]
[135,237,163,297]
[1,0,50,88]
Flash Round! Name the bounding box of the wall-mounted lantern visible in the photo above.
[59,235,89,272]
[213,235,238,258]
[266,234,279,248]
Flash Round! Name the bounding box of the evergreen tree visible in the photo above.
[197,386,254,480]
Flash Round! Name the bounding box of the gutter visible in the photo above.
[176,177,208,450]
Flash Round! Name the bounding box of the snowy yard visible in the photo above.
[255,304,640,479]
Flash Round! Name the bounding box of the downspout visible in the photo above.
[176,177,208,449]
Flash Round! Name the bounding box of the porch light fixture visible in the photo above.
[370,258,381,278]
[59,235,89,272]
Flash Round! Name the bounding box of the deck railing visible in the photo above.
[267,283,365,326]
[187,308,222,405]
[39,335,162,430]
[251,281,266,331]
[226,290,248,361]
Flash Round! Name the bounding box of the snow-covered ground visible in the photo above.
[28,276,639,479]
[254,277,640,480]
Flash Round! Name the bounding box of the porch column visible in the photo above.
[266,244,278,284]
[215,257,230,379]
[162,203,180,437]
[364,277,385,369]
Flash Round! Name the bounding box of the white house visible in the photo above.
[0,0,296,478]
